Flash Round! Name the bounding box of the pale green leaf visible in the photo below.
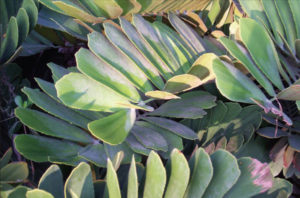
[106,159,121,198]
[219,37,275,96]
[55,72,131,112]
[76,48,140,102]
[88,31,153,93]
[164,74,202,94]
[164,149,190,198]
[213,58,268,104]
[103,22,164,90]
[65,162,94,198]
[145,90,180,100]
[239,18,284,90]
[277,85,300,101]
[88,109,135,145]
[120,17,173,80]
[93,0,123,18]
[53,1,103,23]
[26,189,54,198]
[143,151,166,198]
[0,162,28,183]
[127,156,138,198]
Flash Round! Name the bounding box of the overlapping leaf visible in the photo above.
[1,148,291,198]
[214,18,298,126]
[0,0,38,65]
[39,0,213,23]
[239,0,300,63]
[183,101,262,153]
[15,13,220,165]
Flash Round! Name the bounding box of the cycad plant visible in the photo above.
[14,13,228,166]
[37,0,235,41]
[39,0,214,23]
[1,148,291,198]
[238,0,300,62]
[211,8,300,177]
[0,0,38,65]
[182,102,262,154]
[0,148,29,188]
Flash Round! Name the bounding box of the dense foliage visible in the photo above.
[0,0,299,197]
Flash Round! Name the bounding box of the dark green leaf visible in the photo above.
[0,162,28,183]
[15,135,83,163]
[79,144,107,167]
[0,148,13,169]
[0,17,18,63]
[288,134,300,152]
[22,87,90,129]
[15,107,94,144]
[38,165,64,198]
[104,143,141,165]
[202,150,241,198]
[257,127,288,139]
[125,134,151,156]
[149,91,216,119]
[224,157,273,198]
[184,148,213,198]
[142,117,197,140]
[131,123,168,152]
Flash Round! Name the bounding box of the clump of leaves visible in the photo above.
[0,148,29,193]
[211,5,300,178]
[258,114,300,179]
[183,101,262,154]
[39,0,214,24]
[14,13,226,166]
[238,0,300,62]
[0,0,38,65]
[1,148,289,198]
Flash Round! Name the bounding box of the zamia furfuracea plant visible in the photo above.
[14,13,227,166]
[238,0,300,62]
[0,0,38,65]
[1,148,292,198]
[0,148,29,187]
[211,12,300,178]
[39,0,215,23]
[182,102,262,154]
